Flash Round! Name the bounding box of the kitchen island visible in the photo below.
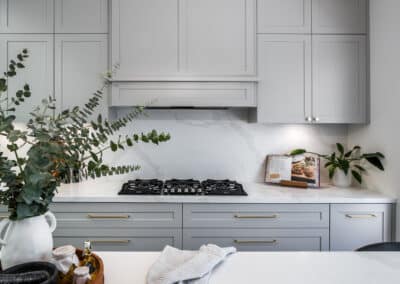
[97,251,400,284]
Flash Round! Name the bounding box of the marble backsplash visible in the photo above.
[105,109,348,183]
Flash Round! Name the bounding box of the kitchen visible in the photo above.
[0,0,399,283]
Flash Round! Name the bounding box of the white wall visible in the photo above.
[106,109,347,183]
[348,0,400,237]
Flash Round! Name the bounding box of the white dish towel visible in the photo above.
[146,244,236,284]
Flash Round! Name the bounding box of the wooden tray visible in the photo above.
[76,249,104,284]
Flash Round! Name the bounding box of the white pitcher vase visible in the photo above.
[332,170,352,188]
[0,211,57,269]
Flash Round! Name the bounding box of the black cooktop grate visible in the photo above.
[118,179,247,196]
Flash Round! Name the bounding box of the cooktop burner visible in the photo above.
[118,179,247,196]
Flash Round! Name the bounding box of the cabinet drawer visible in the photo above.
[330,204,393,251]
[54,228,182,251]
[183,204,329,228]
[50,203,182,228]
[183,228,328,251]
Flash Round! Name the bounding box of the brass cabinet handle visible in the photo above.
[87,214,130,219]
[345,214,377,219]
[234,239,277,244]
[234,214,277,219]
[90,240,130,244]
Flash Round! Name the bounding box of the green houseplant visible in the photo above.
[290,143,384,187]
[0,50,170,268]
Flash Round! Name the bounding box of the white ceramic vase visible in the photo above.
[0,211,57,269]
[332,170,352,188]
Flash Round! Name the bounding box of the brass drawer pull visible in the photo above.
[345,214,377,219]
[0,215,9,219]
[87,214,130,219]
[90,240,130,244]
[234,214,277,219]
[234,239,277,245]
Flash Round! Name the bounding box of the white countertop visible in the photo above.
[53,179,396,203]
[97,251,400,284]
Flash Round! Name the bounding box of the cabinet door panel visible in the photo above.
[257,35,311,123]
[312,0,367,34]
[55,35,108,119]
[312,35,366,123]
[330,204,392,251]
[257,0,311,33]
[55,0,108,33]
[0,0,53,33]
[183,0,255,76]
[2,35,53,122]
[111,0,179,79]
[183,229,329,251]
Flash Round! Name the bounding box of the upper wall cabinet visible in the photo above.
[55,35,108,119]
[257,0,311,34]
[256,35,366,124]
[312,35,366,123]
[0,0,54,33]
[312,0,367,34]
[112,0,179,78]
[181,0,255,76]
[257,35,311,123]
[55,0,108,33]
[111,0,256,79]
[0,35,54,122]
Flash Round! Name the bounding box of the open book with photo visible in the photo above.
[265,154,320,188]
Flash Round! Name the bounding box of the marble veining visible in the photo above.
[106,109,349,183]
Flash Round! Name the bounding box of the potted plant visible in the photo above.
[290,143,384,187]
[0,50,170,269]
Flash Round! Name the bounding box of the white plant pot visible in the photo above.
[0,211,57,269]
[332,170,352,188]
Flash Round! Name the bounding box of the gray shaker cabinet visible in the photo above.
[256,34,367,124]
[312,0,368,34]
[257,0,312,34]
[50,203,183,251]
[0,34,54,123]
[256,34,312,123]
[54,34,108,119]
[55,0,108,33]
[330,204,393,251]
[183,204,330,251]
[9,202,390,252]
[0,0,54,33]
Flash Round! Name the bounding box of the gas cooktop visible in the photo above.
[119,179,247,196]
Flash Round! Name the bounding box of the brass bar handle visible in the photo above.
[87,214,130,219]
[345,214,377,219]
[0,215,9,219]
[90,240,130,244]
[234,239,277,245]
[234,214,277,219]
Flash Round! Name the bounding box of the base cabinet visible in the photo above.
[330,204,393,251]
[45,202,394,251]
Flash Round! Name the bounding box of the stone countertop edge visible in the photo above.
[52,180,397,204]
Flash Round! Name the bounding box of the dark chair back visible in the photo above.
[356,242,400,251]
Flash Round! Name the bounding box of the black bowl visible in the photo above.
[1,262,58,284]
